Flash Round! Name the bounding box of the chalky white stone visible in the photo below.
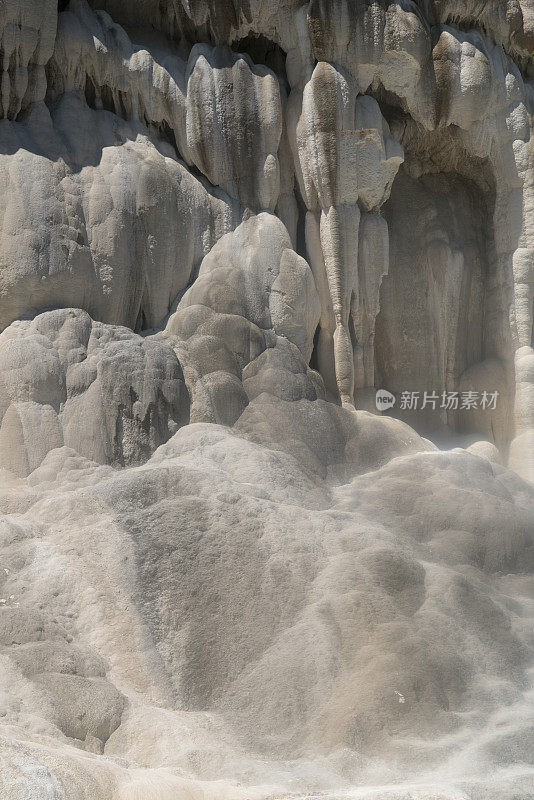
[0,2,533,799]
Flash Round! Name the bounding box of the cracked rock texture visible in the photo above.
[0,1,534,799]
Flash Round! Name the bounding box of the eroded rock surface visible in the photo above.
[0,309,189,475]
[167,212,322,424]
[0,1,533,799]
[0,422,533,800]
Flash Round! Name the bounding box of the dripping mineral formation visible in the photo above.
[0,2,534,799]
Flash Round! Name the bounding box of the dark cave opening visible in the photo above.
[83,78,124,116]
[354,93,508,440]
[84,75,97,109]
[135,285,151,333]
[151,119,180,157]
[232,33,286,72]
[309,324,321,374]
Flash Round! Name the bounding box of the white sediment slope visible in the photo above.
[1,421,534,799]
[0,1,534,798]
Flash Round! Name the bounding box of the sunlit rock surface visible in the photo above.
[0,308,189,475]
[0,1,534,799]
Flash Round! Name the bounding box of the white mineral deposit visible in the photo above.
[0,2,533,799]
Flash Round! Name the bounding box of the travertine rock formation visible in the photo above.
[288,61,403,406]
[0,308,189,475]
[0,1,534,799]
[0,92,243,331]
[167,212,322,423]
[1,422,533,800]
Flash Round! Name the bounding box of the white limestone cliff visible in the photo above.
[0,2,534,799]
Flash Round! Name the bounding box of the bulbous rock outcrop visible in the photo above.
[167,213,322,424]
[176,213,319,358]
[0,309,189,476]
[0,95,242,333]
[186,44,283,209]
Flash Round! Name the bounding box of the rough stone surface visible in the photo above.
[1,423,533,800]
[167,213,322,424]
[0,309,189,476]
[0,1,533,799]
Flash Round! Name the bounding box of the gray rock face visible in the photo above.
[0,0,57,119]
[185,44,282,209]
[0,1,533,799]
[167,212,322,424]
[0,95,243,332]
[0,309,189,475]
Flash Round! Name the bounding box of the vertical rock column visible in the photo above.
[288,62,403,408]
[461,41,534,482]
[509,128,534,482]
[0,0,58,119]
[186,44,283,212]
